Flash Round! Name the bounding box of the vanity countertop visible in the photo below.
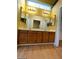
[18,28,56,32]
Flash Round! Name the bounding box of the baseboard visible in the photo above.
[17,43,54,46]
[59,40,62,47]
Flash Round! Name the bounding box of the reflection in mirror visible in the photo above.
[33,20,40,28]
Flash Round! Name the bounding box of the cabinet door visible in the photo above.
[23,31,28,43]
[27,31,36,43]
[36,31,42,43]
[17,30,19,44]
[18,30,28,44]
[49,32,55,42]
[42,32,49,43]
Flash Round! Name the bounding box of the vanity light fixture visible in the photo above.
[42,10,50,17]
[43,10,50,14]
[27,6,37,14]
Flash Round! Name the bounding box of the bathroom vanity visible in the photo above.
[17,29,55,44]
[17,15,56,45]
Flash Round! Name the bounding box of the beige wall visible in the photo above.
[52,0,62,15]
[52,0,62,41]
[51,0,62,31]
[17,0,26,29]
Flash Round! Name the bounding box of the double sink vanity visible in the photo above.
[17,15,56,44]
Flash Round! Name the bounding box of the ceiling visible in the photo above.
[27,0,58,7]
[39,0,58,5]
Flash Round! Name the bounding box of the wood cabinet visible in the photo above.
[18,30,55,44]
